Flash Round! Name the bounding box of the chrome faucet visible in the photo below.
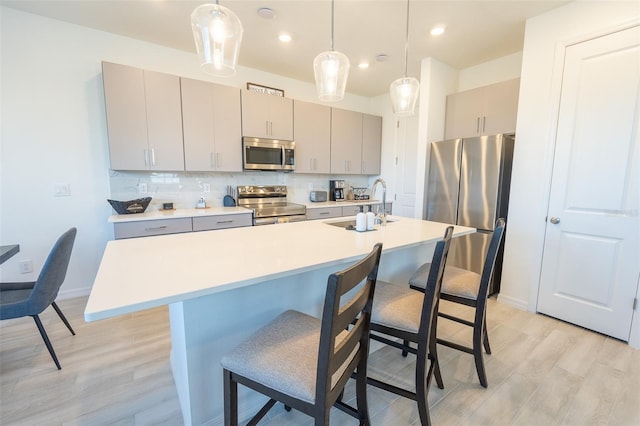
[371,178,387,225]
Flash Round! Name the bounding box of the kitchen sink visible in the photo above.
[325,218,396,229]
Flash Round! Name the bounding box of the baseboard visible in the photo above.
[57,286,92,300]
[496,293,529,311]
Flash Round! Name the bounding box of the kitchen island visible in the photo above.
[85,216,474,425]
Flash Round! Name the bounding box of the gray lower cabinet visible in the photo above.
[192,214,252,231]
[306,207,342,220]
[114,213,252,239]
[341,205,363,216]
[114,218,192,239]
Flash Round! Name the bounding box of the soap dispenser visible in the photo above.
[356,206,366,232]
[197,196,206,209]
[366,205,375,230]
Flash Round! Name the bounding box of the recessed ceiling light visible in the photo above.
[358,62,370,69]
[430,26,445,36]
[375,54,389,62]
[257,7,276,20]
[279,33,292,43]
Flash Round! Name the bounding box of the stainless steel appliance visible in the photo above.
[425,133,514,294]
[309,190,327,202]
[237,185,306,225]
[329,180,345,201]
[243,137,295,171]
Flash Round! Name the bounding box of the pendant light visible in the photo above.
[390,0,419,116]
[191,2,243,76]
[313,0,350,102]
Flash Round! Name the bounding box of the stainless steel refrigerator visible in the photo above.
[425,134,514,295]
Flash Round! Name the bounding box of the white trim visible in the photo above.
[497,293,529,312]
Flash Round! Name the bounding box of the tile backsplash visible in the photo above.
[109,171,372,211]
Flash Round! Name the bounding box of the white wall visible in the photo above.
[0,7,376,298]
[498,0,640,324]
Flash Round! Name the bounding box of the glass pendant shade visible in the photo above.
[314,50,350,102]
[390,77,420,116]
[191,4,243,76]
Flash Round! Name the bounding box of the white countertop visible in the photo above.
[108,206,252,223]
[85,216,474,322]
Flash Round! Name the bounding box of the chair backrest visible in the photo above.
[28,228,77,313]
[315,242,383,406]
[417,226,454,357]
[477,218,506,302]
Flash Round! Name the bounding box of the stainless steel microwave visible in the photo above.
[242,137,295,171]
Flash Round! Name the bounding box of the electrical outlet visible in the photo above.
[53,183,71,197]
[203,183,211,193]
[139,183,147,194]
[19,260,33,274]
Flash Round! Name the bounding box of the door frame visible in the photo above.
[532,19,640,347]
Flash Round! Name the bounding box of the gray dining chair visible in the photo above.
[0,227,77,370]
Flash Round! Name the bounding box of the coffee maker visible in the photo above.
[329,180,346,201]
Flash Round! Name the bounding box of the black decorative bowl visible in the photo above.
[107,197,152,214]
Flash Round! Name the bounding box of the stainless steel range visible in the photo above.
[237,185,306,226]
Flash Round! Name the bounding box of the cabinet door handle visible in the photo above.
[151,148,156,166]
[216,220,233,224]
[215,152,220,169]
[476,117,481,133]
[319,211,330,215]
[144,149,148,166]
[265,121,269,135]
[210,152,215,168]
[482,116,486,133]
[145,225,168,231]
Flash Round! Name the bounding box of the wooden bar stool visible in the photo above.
[365,227,453,426]
[221,243,383,426]
[409,218,506,388]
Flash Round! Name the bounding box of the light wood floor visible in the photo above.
[1,296,638,425]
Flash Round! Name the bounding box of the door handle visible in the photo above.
[549,217,560,224]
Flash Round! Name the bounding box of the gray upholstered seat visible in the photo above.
[221,243,383,426]
[371,281,423,334]
[221,310,354,404]
[409,264,480,300]
[0,228,77,370]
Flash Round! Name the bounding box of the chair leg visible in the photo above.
[402,339,410,357]
[415,355,432,426]
[429,320,444,390]
[354,362,371,425]
[51,302,75,336]
[483,321,491,354]
[223,369,238,426]
[473,322,488,388]
[32,315,61,370]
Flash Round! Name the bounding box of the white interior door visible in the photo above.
[537,26,640,341]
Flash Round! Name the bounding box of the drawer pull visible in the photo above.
[145,225,168,231]
[216,220,233,224]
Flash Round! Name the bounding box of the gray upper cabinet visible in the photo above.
[293,100,331,174]
[181,78,242,172]
[362,114,382,175]
[331,108,382,175]
[102,61,185,171]
[444,78,520,139]
[241,90,293,140]
[331,108,363,174]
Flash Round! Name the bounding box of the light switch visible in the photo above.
[54,183,71,197]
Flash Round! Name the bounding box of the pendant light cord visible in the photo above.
[331,0,335,51]
[403,0,410,77]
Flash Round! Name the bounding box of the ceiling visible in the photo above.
[1,0,570,97]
